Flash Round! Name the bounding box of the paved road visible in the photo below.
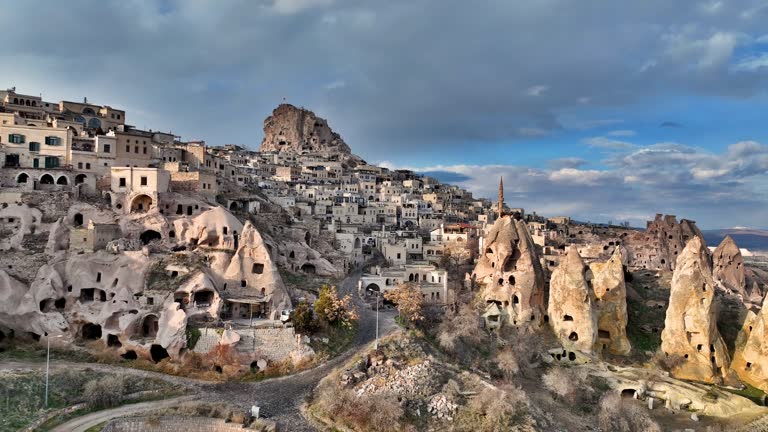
[204,264,398,431]
[50,396,198,432]
[9,265,397,432]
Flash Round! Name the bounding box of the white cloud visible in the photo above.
[607,129,636,137]
[548,168,616,186]
[732,53,768,71]
[698,1,724,15]
[325,80,346,90]
[272,0,334,15]
[377,138,768,228]
[583,136,635,150]
[525,85,549,96]
[569,119,624,130]
[662,30,741,69]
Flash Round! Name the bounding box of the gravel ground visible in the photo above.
[4,265,398,432]
[204,265,398,430]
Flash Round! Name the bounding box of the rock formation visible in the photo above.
[626,214,704,271]
[712,236,758,302]
[473,215,546,329]
[732,294,768,392]
[589,247,631,355]
[259,104,354,157]
[547,245,597,352]
[660,237,731,383]
[223,221,292,319]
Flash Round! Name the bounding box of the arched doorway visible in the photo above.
[229,201,239,211]
[141,315,159,338]
[16,172,29,183]
[140,230,161,245]
[366,283,380,292]
[130,194,153,213]
[40,174,54,184]
[56,176,68,185]
[75,174,87,185]
[301,263,316,274]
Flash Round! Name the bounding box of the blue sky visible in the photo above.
[1,0,767,229]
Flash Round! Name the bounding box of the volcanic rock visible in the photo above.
[473,215,546,329]
[547,245,597,352]
[660,237,731,383]
[589,247,631,355]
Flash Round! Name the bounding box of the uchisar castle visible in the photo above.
[1,86,768,430]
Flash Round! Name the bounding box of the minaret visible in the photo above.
[497,177,504,216]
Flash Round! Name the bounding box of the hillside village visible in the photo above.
[2,86,768,431]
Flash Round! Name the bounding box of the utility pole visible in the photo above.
[45,335,62,408]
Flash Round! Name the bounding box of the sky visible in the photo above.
[1,0,767,229]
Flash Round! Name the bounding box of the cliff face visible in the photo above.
[547,246,597,352]
[660,237,732,384]
[732,294,768,392]
[474,216,546,330]
[713,236,747,296]
[259,104,353,155]
[590,248,631,355]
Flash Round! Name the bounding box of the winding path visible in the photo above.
[5,266,397,432]
[49,396,197,432]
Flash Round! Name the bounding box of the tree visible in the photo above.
[291,299,315,333]
[384,282,424,326]
[314,285,358,328]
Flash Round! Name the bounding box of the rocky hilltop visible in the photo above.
[259,104,357,159]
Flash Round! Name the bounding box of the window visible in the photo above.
[45,136,60,146]
[103,144,111,153]
[143,147,147,154]
[8,134,25,144]
[119,178,127,187]
[44,157,60,168]
[29,142,40,152]
[78,162,83,169]
[134,146,139,153]
[86,163,91,169]
[140,176,148,186]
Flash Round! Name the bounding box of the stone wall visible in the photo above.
[170,172,202,192]
[21,190,74,222]
[233,326,297,361]
[103,416,247,432]
[191,326,297,362]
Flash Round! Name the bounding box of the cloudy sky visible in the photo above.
[2,0,767,229]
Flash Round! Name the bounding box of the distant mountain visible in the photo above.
[702,228,768,253]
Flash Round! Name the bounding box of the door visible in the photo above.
[33,158,39,168]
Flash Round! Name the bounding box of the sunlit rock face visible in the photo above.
[259,104,353,155]
[661,237,732,384]
[589,247,631,356]
[547,246,597,353]
[223,221,292,320]
[713,236,747,295]
[473,216,546,330]
[732,294,768,392]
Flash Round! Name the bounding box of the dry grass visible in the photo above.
[451,386,531,432]
[597,392,661,432]
[312,386,407,432]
